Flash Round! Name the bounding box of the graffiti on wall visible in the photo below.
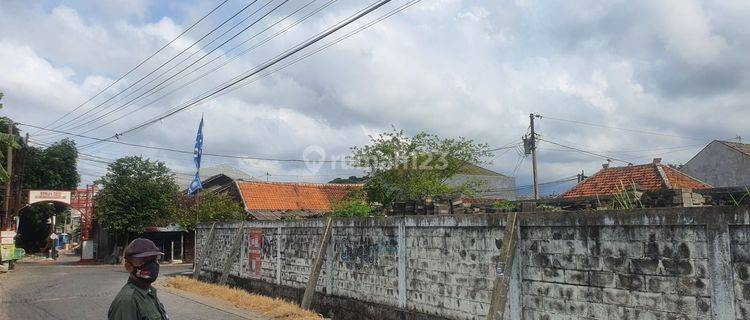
[261,234,276,259]
[335,235,398,269]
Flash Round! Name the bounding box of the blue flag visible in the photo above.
[188,117,204,195]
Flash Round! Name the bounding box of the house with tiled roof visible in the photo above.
[224,181,363,220]
[446,163,517,200]
[174,164,255,189]
[681,140,750,188]
[561,159,711,199]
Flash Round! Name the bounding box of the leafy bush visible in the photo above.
[332,189,374,217]
[349,127,492,206]
[332,199,373,218]
[491,199,515,210]
[608,180,644,210]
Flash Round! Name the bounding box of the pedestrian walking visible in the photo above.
[108,238,169,320]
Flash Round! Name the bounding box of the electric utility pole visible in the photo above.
[529,114,540,200]
[3,120,14,230]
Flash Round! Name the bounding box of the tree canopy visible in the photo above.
[15,136,79,252]
[95,156,179,235]
[22,139,79,190]
[0,92,21,183]
[328,175,368,184]
[349,127,492,206]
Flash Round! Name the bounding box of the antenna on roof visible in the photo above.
[577,170,587,183]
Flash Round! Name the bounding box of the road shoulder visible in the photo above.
[156,279,272,320]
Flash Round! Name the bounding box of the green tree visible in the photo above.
[0,92,21,182]
[331,189,373,217]
[15,137,79,252]
[18,203,61,253]
[171,192,245,231]
[95,156,179,238]
[349,127,491,206]
[328,175,368,184]
[22,139,80,190]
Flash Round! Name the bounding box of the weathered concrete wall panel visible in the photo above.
[521,225,712,319]
[196,207,750,320]
[731,225,750,319]
[405,226,501,319]
[330,226,399,306]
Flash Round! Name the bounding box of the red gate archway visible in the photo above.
[22,188,97,261]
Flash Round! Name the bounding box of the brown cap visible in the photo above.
[124,238,164,259]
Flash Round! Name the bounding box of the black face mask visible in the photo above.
[132,260,160,283]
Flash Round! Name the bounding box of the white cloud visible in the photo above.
[1,0,748,193]
[647,0,728,65]
[0,42,86,114]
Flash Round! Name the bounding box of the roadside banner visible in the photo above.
[248,228,262,278]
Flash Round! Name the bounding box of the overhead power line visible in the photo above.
[38,0,231,133]
[71,0,339,137]
[484,176,578,192]
[86,0,410,147]
[21,122,351,163]
[60,0,288,136]
[538,138,631,164]
[24,121,510,166]
[30,136,354,180]
[537,114,708,141]
[44,0,261,136]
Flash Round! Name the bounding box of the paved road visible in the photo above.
[0,254,262,320]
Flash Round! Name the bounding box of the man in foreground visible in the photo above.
[108,238,169,320]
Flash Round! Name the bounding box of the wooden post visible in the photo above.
[301,217,333,309]
[194,222,216,275]
[219,222,245,285]
[486,212,519,320]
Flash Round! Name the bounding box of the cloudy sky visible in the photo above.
[1,0,748,194]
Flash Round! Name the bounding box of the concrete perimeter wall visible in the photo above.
[195,207,750,320]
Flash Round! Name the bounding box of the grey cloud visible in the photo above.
[2,0,749,193]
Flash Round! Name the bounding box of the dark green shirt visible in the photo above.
[108,279,168,320]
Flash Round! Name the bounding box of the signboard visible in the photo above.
[29,190,71,205]
[1,231,15,245]
[247,228,263,279]
[0,231,16,238]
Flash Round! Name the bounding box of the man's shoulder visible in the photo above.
[114,282,139,299]
[109,282,141,320]
[110,282,139,309]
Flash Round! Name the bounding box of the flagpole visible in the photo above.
[193,189,200,271]
[189,115,204,272]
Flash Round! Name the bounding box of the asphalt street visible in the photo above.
[0,253,263,320]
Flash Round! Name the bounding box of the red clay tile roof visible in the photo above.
[236,181,363,212]
[561,163,711,198]
[248,211,322,221]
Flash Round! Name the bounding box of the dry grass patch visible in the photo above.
[165,276,322,320]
